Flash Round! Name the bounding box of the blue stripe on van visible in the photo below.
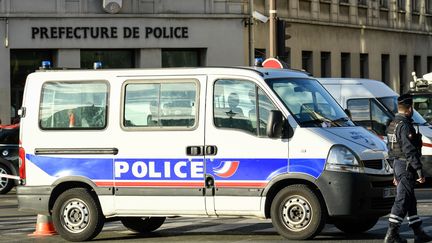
[26,154,326,181]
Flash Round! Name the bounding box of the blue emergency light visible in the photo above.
[94,61,102,69]
[41,60,51,69]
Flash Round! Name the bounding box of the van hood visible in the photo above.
[323,127,386,151]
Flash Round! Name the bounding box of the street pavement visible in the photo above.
[1,189,432,242]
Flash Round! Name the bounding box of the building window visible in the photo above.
[414,55,422,76]
[360,53,369,78]
[341,53,351,78]
[321,52,331,78]
[427,56,432,73]
[123,81,197,129]
[302,51,313,74]
[81,49,135,69]
[339,0,349,4]
[381,54,390,85]
[380,0,388,8]
[39,82,108,130]
[358,0,367,6]
[400,55,407,93]
[412,0,420,13]
[162,49,204,67]
[398,0,406,11]
[427,0,432,14]
[10,49,54,122]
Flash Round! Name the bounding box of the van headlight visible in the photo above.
[325,145,364,173]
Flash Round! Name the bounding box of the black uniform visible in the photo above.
[386,113,423,228]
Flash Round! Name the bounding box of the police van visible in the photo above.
[317,78,432,177]
[17,67,393,241]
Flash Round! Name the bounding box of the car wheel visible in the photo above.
[120,217,166,233]
[270,184,326,240]
[0,164,14,194]
[334,217,379,234]
[52,188,104,242]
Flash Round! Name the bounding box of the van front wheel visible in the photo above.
[120,217,166,233]
[52,188,104,242]
[270,184,325,240]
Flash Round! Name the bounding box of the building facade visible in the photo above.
[0,0,250,123]
[1,0,432,123]
[252,0,432,95]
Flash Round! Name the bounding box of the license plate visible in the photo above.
[383,187,396,198]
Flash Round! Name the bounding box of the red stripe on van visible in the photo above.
[423,143,432,148]
[215,181,267,188]
[96,181,204,187]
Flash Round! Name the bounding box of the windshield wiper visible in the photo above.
[331,117,349,123]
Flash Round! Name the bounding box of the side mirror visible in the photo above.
[344,109,352,119]
[267,110,293,139]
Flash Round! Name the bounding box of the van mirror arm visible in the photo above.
[267,110,293,139]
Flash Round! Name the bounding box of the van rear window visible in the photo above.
[39,81,108,130]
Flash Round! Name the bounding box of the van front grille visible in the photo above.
[371,197,394,210]
[362,160,383,170]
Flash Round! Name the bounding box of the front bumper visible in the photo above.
[421,155,432,177]
[316,171,394,219]
[16,186,52,214]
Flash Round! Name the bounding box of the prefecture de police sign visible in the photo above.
[31,26,189,40]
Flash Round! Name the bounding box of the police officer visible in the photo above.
[384,94,432,243]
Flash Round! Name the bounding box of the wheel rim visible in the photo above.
[281,195,312,232]
[0,167,9,190]
[60,198,90,233]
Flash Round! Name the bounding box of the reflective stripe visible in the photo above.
[390,214,404,221]
[389,218,401,224]
[407,215,419,220]
[409,218,422,225]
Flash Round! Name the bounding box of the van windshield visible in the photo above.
[378,96,428,125]
[266,78,354,128]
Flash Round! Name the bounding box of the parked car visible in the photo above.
[0,123,19,194]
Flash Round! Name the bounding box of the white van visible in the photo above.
[318,78,432,177]
[17,68,393,241]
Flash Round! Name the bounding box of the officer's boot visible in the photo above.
[384,222,407,243]
[413,226,432,243]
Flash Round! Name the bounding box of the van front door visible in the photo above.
[114,76,207,215]
[204,76,289,216]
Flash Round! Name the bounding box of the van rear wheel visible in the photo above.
[52,188,104,242]
[270,184,325,240]
[0,164,14,194]
[120,217,166,233]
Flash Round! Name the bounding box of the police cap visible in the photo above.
[398,94,413,106]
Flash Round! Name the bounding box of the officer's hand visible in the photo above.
[417,177,426,184]
[393,177,398,186]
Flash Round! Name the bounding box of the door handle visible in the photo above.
[205,145,218,156]
[186,146,204,156]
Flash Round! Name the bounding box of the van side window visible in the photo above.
[347,98,391,136]
[124,82,197,128]
[39,82,108,130]
[214,80,276,136]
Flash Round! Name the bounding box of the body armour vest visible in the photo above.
[387,120,404,159]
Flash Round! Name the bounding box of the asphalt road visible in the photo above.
[1,189,432,242]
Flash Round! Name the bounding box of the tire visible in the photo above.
[120,217,166,233]
[0,164,14,194]
[334,217,379,234]
[52,188,104,242]
[270,184,326,240]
